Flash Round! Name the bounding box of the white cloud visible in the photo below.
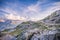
[0,19,5,22]
[1,8,17,15]
[41,2,60,18]
[1,8,26,21]
[23,2,60,21]
[27,2,40,12]
[39,2,60,20]
[5,13,26,21]
[21,2,41,21]
[42,2,60,16]
[1,1,60,21]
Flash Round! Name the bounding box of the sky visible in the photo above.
[0,0,60,21]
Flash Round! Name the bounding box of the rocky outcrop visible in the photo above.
[42,10,60,24]
[17,29,60,40]
[0,32,16,40]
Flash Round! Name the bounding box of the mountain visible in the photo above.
[6,21,41,37]
[1,10,60,40]
[0,32,16,40]
[42,10,60,24]
[39,10,60,28]
[0,19,22,31]
[0,10,23,31]
[16,21,41,30]
[17,10,60,40]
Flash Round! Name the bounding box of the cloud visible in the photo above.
[0,7,26,21]
[42,2,60,15]
[1,8,17,14]
[5,13,26,21]
[22,1,60,21]
[21,2,41,20]
[40,2,60,19]
[27,2,40,12]
[0,0,60,21]
[0,19,5,22]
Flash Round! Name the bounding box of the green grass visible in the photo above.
[9,29,22,36]
[2,28,23,37]
[2,29,10,32]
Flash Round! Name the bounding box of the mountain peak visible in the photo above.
[55,10,60,15]
[42,10,60,24]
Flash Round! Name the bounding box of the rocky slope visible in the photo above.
[17,28,60,40]
[16,21,41,30]
[0,32,16,40]
[42,10,60,24]
[17,10,60,40]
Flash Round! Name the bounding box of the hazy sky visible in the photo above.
[0,0,60,21]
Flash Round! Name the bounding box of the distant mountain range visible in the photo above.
[0,10,23,31]
[0,19,22,31]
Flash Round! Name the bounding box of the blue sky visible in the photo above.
[0,0,60,21]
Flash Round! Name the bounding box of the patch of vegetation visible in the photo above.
[2,29,10,32]
[9,29,22,36]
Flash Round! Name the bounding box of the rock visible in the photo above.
[0,33,16,40]
[17,28,40,40]
[17,29,60,40]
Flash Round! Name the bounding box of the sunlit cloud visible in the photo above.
[0,19,5,22]
[5,13,26,21]
[27,2,40,12]
[0,0,60,21]
[22,1,60,21]
[0,7,26,21]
